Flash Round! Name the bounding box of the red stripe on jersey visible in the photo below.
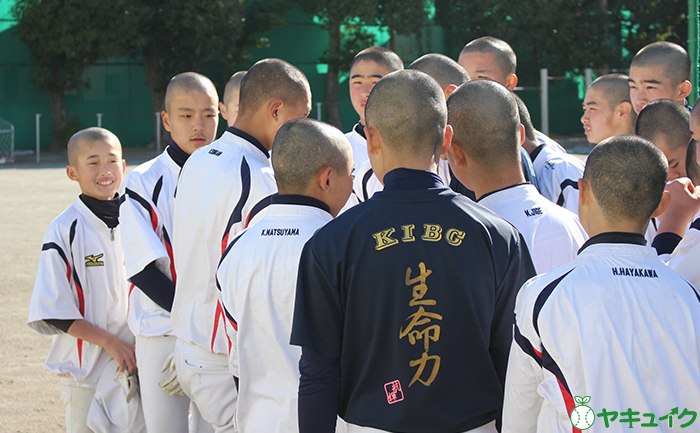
[212,300,234,354]
[77,339,83,368]
[74,276,86,368]
[164,237,177,283]
[149,204,158,231]
[244,210,252,228]
[534,347,542,359]
[221,234,229,256]
[558,378,580,433]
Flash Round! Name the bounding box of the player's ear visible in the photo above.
[66,165,79,182]
[161,110,172,132]
[448,137,467,167]
[616,102,632,122]
[678,80,692,101]
[652,190,671,218]
[219,102,228,121]
[444,84,458,100]
[269,99,284,122]
[121,159,126,174]
[506,74,518,91]
[440,125,454,159]
[317,166,333,191]
[365,125,382,155]
[519,124,526,146]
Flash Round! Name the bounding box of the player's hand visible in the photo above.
[158,351,185,396]
[657,178,700,236]
[103,335,137,376]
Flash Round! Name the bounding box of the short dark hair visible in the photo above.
[447,80,521,168]
[635,99,691,152]
[589,74,637,124]
[272,119,351,193]
[631,41,691,85]
[238,59,309,116]
[512,93,537,142]
[686,138,700,185]
[165,72,218,112]
[584,135,667,226]
[408,53,470,89]
[460,36,517,76]
[349,47,403,74]
[365,70,446,160]
[67,127,121,165]
[223,70,247,106]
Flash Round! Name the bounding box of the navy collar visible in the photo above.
[80,193,120,228]
[166,140,189,168]
[271,194,330,214]
[529,144,546,162]
[354,122,366,139]
[383,168,444,192]
[476,182,530,202]
[227,126,269,158]
[578,231,647,254]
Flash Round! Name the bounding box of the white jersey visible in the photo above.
[530,143,585,214]
[503,234,700,433]
[535,130,567,154]
[172,128,277,354]
[28,198,132,387]
[666,209,700,285]
[120,149,179,337]
[477,183,587,274]
[218,196,333,433]
[346,124,369,176]
[353,159,452,203]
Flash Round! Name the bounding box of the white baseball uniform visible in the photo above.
[535,130,567,154]
[503,232,700,433]
[120,147,199,433]
[346,123,369,175]
[217,195,333,433]
[665,210,700,285]
[530,142,585,214]
[477,183,587,274]
[28,198,133,432]
[171,127,277,432]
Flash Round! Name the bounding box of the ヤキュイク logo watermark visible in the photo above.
[569,396,697,429]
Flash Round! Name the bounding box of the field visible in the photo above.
[0,149,156,432]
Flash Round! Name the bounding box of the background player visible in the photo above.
[502,135,700,433]
[581,74,636,144]
[446,80,586,274]
[170,58,311,432]
[291,70,535,433]
[629,41,692,114]
[28,127,135,433]
[513,93,585,213]
[220,70,247,127]
[120,72,219,433]
[217,118,353,433]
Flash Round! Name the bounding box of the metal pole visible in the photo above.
[316,102,322,121]
[96,113,103,128]
[155,112,162,153]
[585,68,593,90]
[689,0,699,104]
[540,68,549,135]
[10,124,14,162]
[35,113,41,163]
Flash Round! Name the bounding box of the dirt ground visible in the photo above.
[0,149,157,433]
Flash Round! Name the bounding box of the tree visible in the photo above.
[13,0,115,151]
[376,0,430,52]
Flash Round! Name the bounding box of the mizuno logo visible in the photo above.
[85,254,105,267]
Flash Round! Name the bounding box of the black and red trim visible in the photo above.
[221,158,251,254]
[69,220,85,367]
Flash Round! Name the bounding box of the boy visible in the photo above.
[447,80,587,274]
[120,72,218,433]
[635,99,692,181]
[28,127,135,433]
[217,119,353,433]
[513,93,585,214]
[171,58,311,432]
[220,70,247,127]
[502,135,700,433]
[459,36,567,154]
[628,41,692,114]
[581,74,636,144]
[291,70,535,433]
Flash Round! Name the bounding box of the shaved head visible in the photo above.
[447,80,521,169]
[512,93,537,142]
[408,53,470,89]
[460,36,516,76]
[67,127,121,166]
[164,72,218,113]
[589,74,634,110]
[584,135,667,226]
[636,99,691,152]
[272,118,352,193]
[223,70,247,106]
[365,70,447,159]
[350,47,404,74]
[238,58,310,116]
[631,41,691,85]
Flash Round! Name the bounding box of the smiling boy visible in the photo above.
[28,127,135,433]
[628,41,692,114]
